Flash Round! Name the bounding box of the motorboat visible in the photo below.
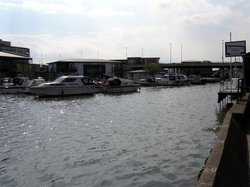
[30,75,98,97]
[24,77,46,94]
[0,77,30,94]
[138,78,157,87]
[159,74,189,86]
[97,75,140,93]
[188,75,206,85]
[139,74,189,86]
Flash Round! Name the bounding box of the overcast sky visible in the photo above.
[1,0,249,64]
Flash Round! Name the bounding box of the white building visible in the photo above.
[48,59,123,79]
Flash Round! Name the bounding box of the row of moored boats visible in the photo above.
[0,74,206,97]
[0,75,141,97]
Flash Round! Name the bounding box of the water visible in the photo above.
[0,84,219,187]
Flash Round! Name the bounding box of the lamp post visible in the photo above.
[125,47,127,59]
[180,45,183,62]
[222,40,224,63]
[170,43,172,63]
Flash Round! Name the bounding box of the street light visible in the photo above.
[181,45,183,62]
[170,44,172,63]
[125,47,128,59]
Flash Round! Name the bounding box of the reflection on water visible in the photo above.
[0,84,219,187]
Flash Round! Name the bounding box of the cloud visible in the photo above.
[87,7,134,17]
[3,23,224,65]
[0,0,87,14]
[1,0,250,64]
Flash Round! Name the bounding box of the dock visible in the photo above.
[197,93,250,187]
[217,89,241,103]
[217,79,243,103]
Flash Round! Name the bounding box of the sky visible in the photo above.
[1,0,250,64]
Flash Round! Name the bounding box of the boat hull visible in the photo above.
[0,86,26,94]
[30,85,98,97]
[101,85,139,93]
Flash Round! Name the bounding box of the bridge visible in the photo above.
[126,61,243,70]
[125,61,243,78]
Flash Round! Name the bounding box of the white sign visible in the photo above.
[225,40,246,57]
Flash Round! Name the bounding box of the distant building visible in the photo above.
[0,39,48,79]
[127,57,160,65]
[47,59,124,80]
[0,39,30,57]
[47,57,161,80]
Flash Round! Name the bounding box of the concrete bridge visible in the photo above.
[126,61,243,78]
[126,62,243,69]
[161,62,243,69]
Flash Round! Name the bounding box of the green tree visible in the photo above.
[144,63,163,79]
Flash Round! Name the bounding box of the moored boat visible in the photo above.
[97,75,140,93]
[24,77,46,94]
[139,74,189,86]
[0,77,30,94]
[188,75,206,85]
[30,75,98,97]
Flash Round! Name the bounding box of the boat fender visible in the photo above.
[62,90,64,96]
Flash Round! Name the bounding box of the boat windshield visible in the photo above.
[53,77,66,83]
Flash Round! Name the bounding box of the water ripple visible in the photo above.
[0,85,219,187]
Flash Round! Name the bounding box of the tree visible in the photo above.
[144,63,163,79]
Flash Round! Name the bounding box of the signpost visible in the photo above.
[225,40,246,57]
[224,40,246,94]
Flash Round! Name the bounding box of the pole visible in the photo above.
[222,40,224,63]
[230,32,232,91]
[230,32,232,79]
[125,47,127,59]
[170,43,172,63]
[181,45,183,62]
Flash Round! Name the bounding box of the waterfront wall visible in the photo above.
[197,93,250,187]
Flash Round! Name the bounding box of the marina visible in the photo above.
[1,1,250,186]
[0,84,219,187]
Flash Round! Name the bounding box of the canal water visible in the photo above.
[0,84,219,187]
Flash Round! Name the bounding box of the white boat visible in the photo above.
[30,75,98,97]
[98,75,140,93]
[0,77,30,94]
[188,75,206,85]
[153,74,189,86]
[139,74,189,86]
[24,77,46,94]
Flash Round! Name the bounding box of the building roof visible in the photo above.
[0,51,31,59]
[48,59,123,64]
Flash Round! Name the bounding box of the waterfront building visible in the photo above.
[127,57,160,65]
[0,39,31,78]
[125,57,161,80]
[0,39,48,79]
[0,51,31,78]
[0,39,30,57]
[47,57,160,80]
[47,59,124,80]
